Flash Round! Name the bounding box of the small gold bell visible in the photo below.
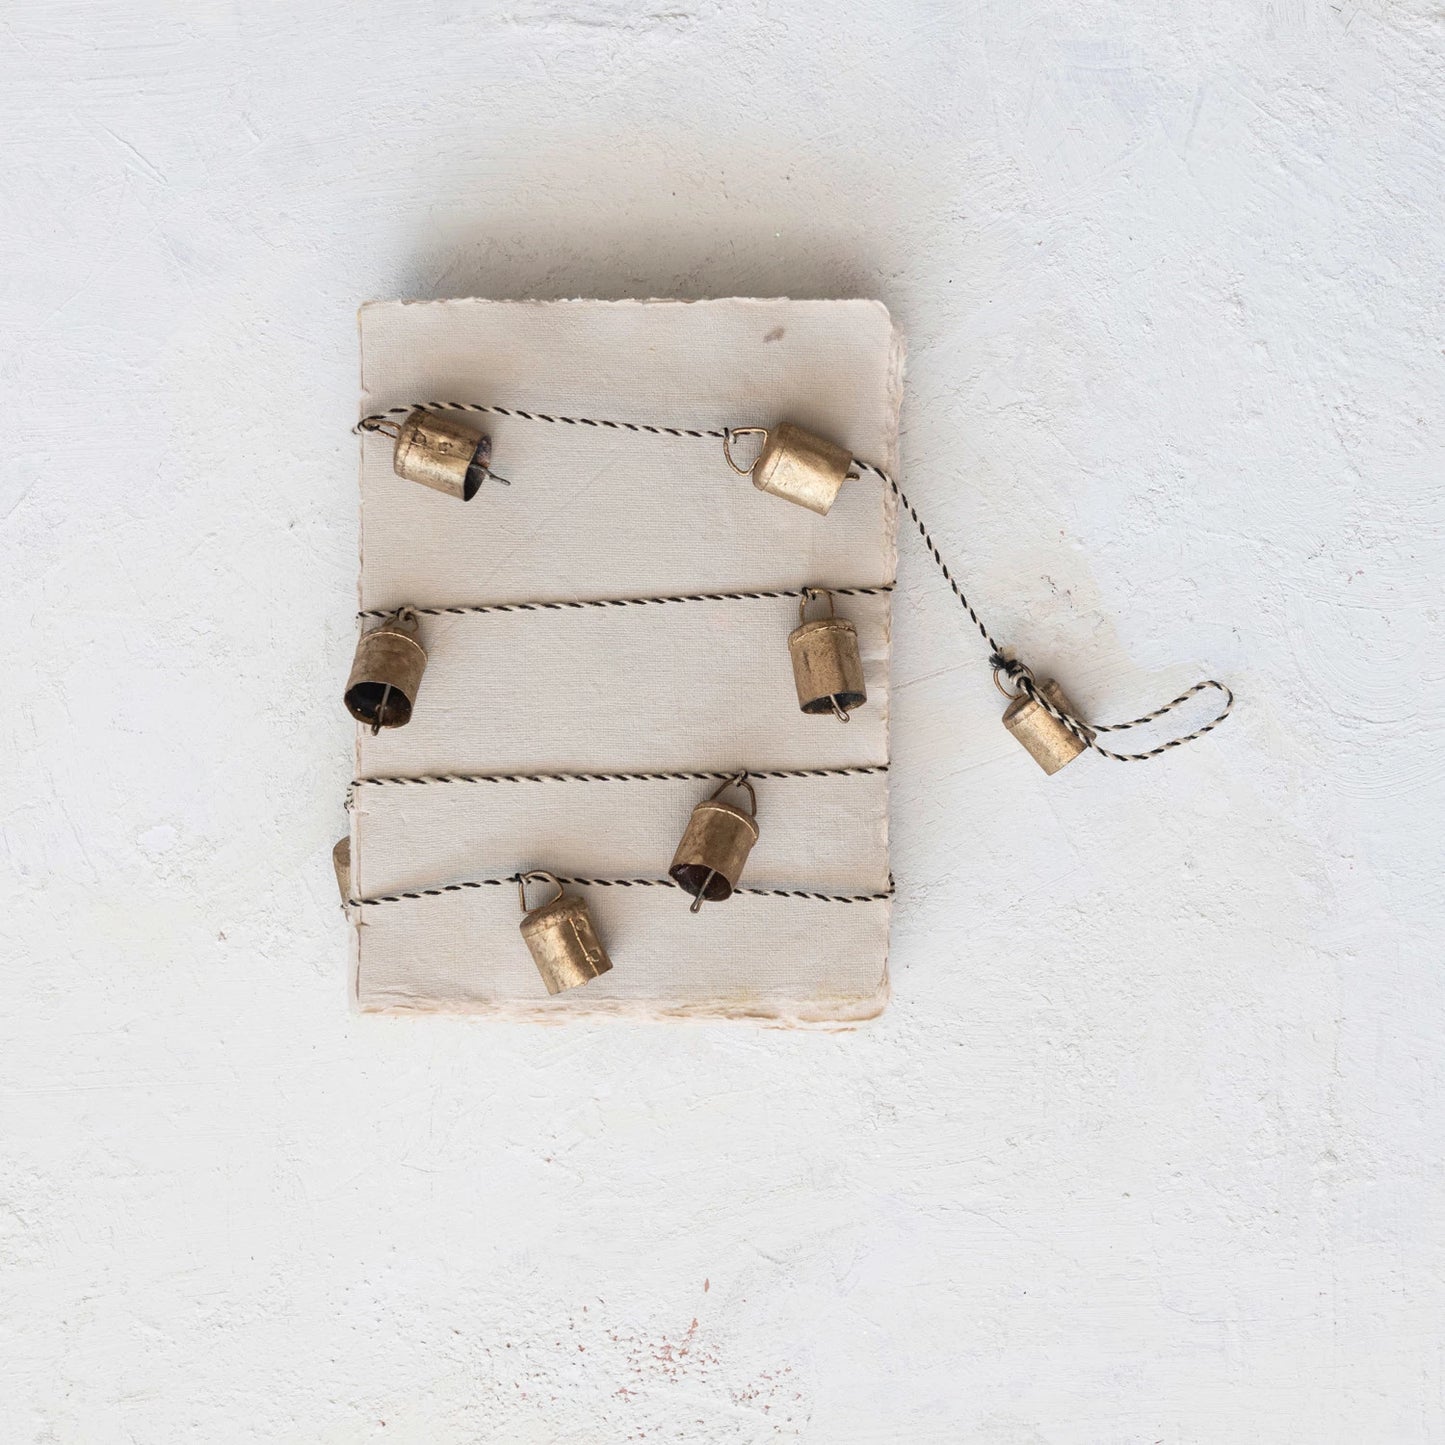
[1001,675,1090,775]
[344,608,427,733]
[668,774,760,913]
[332,837,352,903]
[727,423,853,516]
[788,588,866,722]
[517,871,613,994]
[392,407,494,501]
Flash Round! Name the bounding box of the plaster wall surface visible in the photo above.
[1,3,1442,1441]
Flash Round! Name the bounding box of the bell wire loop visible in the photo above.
[517,870,565,913]
[799,586,836,625]
[722,427,768,476]
[707,770,758,817]
[992,660,1028,700]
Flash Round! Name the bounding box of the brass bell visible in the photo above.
[517,871,613,994]
[726,423,853,516]
[668,774,759,913]
[1001,675,1090,775]
[391,407,495,501]
[344,608,427,733]
[788,588,866,722]
[332,837,352,903]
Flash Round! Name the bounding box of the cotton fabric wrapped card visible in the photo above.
[349,298,901,1023]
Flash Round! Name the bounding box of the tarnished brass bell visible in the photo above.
[332,837,352,903]
[517,871,613,994]
[344,608,427,733]
[1000,673,1090,775]
[668,773,760,914]
[725,423,853,516]
[788,588,866,722]
[391,407,496,501]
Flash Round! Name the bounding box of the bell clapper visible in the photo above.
[371,682,393,735]
[830,695,851,723]
[688,869,717,915]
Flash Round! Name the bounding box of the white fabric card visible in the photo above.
[351,298,901,1023]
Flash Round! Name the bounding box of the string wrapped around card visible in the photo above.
[345,583,888,735]
[355,404,1234,769]
[338,765,893,994]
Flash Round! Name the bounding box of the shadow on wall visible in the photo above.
[381,133,909,310]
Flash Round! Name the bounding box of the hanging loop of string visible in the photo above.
[855,456,1233,761]
[990,654,1234,761]
[357,403,1233,761]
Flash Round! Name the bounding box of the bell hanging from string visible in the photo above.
[724,423,853,516]
[374,407,504,501]
[668,774,760,913]
[997,667,1090,775]
[344,607,427,733]
[517,871,613,994]
[788,587,867,722]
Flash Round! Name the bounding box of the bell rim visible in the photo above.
[343,682,416,728]
[800,689,867,715]
[688,798,760,842]
[668,860,738,902]
[787,616,859,648]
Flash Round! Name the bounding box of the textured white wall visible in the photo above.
[3,3,1442,1441]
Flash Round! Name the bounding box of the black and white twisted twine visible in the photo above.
[358,582,892,623]
[346,763,887,812]
[349,872,895,910]
[356,402,727,441]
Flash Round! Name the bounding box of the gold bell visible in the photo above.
[727,423,853,516]
[332,837,352,903]
[344,608,427,733]
[517,871,613,994]
[668,774,760,913]
[788,588,866,722]
[391,407,495,501]
[1000,674,1090,775]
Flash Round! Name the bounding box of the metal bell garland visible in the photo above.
[337,393,1235,947]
